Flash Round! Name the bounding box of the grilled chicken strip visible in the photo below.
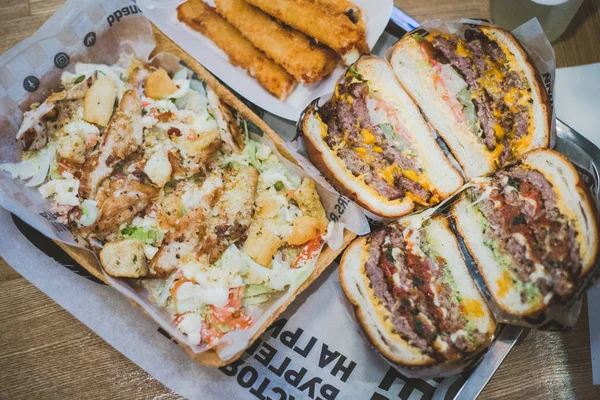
[17,73,98,151]
[202,165,259,263]
[79,68,148,199]
[149,171,224,278]
[85,176,157,239]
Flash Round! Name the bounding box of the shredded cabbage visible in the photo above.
[0,145,55,187]
[219,138,279,173]
[38,177,80,206]
[79,199,99,226]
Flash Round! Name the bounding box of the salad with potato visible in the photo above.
[1,54,331,347]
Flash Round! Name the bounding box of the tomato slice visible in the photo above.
[292,238,323,269]
[209,287,253,328]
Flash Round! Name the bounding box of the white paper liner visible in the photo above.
[138,0,394,121]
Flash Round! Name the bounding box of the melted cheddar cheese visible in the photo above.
[361,128,377,144]
[496,271,512,299]
[461,298,485,319]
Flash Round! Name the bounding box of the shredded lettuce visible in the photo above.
[457,88,482,137]
[347,64,364,80]
[242,284,277,306]
[242,251,313,291]
[244,284,276,297]
[378,123,394,141]
[243,294,271,306]
[121,225,164,245]
[412,33,425,43]
[219,138,288,183]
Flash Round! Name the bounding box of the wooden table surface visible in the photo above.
[1,0,600,399]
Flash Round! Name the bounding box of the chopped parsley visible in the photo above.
[73,75,86,84]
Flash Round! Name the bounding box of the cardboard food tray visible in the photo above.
[53,24,357,367]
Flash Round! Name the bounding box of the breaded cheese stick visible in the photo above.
[308,0,364,27]
[177,0,296,100]
[215,0,339,84]
[245,0,369,64]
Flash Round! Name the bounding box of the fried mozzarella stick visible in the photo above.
[177,0,296,100]
[215,0,339,84]
[245,0,369,64]
[308,0,364,27]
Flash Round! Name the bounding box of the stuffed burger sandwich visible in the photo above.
[452,149,599,317]
[340,215,496,367]
[301,56,464,219]
[389,24,551,179]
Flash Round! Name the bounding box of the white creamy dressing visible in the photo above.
[180,175,224,213]
[38,172,80,206]
[176,313,204,345]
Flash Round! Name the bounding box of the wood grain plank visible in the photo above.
[553,0,600,68]
[0,0,29,22]
[0,13,55,55]
[0,277,181,400]
[0,258,22,282]
[28,0,65,17]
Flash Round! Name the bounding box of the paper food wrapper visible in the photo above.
[0,0,369,361]
[1,208,525,399]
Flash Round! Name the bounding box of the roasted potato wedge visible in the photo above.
[144,68,177,100]
[83,76,117,126]
[100,239,148,278]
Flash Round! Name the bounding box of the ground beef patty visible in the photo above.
[427,27,532,164]
[318,76,431,202]
[471,166,582,301]
[363,225,483,361]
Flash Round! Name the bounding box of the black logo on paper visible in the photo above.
[54,52,70,69]
[23,75,39,92]
[107,5,141,26]
[84,31,96,47]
